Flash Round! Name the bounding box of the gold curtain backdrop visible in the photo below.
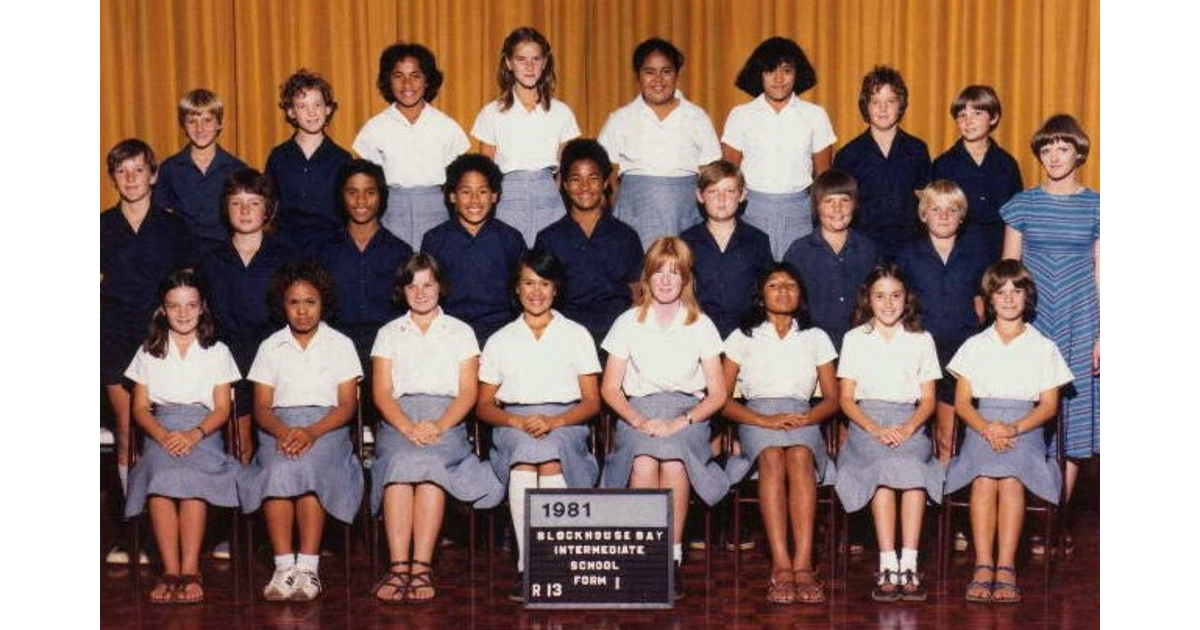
[99,0,1099,209]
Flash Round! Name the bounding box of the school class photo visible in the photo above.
[99,1,1099,628]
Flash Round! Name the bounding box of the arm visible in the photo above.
[371,356,418,438]
[886,380,937,446]
[415,356,480,445]
[660,355,728,437]
[812,145,833,178]
[1008,386,1061,438]
[973,296,986,325]
[839,377,888,444]
[1001,225,1023,260]
[600,353,649,428]
[479,142,496,160]
[721,143,744,167]
[953,374,1008,451]
[547,373,601,430]
[282,379,358,457]
[806,362,842,426]
[131,382,191,457]
[719,357,776,428]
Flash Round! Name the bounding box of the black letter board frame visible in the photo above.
[524,488,673,609]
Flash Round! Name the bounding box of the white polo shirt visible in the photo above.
[724,321,837,400]
[837,323,941,404]
[721,94,836,193]
[249,322,363,407]
[479,311,601,404]
[125,338,241,409]
[353,103,470,187]
[597,91,722,176]
[371,308,480,399]
[601,306,723,398]
[947,325,1074,400]
[470,97,581,173]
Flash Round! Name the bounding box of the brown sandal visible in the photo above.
[766,570,795,604]
[371,561,411,603]
[406,560,436,604]
[175,574,205,604]
[793,568,826,604]
[149,574,179,605]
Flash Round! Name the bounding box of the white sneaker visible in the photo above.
[263,566,296,601]
[105,545,150,565]
[290,568,322,601]
[211,540,231,560]
[954,531,970,552]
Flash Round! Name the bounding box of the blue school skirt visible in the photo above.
[723,398,835,486]
[944,399,1062,504]
[496,169,563,247]
[744,188,812,261]
[382,185,445,250]
[370,394,504,514]
[613,174,700,251]
[600,392,730,506]
[834,400,944,513]
[237,406,364,524]
[124,404,240,517]
[488,403,599,489]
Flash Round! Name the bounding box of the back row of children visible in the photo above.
[102,25,1097,609]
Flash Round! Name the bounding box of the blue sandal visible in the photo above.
[965,565,994,602]
[992,566,1022,604]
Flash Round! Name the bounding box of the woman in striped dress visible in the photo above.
[1000,114,1098,543]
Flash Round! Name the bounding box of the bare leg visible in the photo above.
[148,497,180,602]
[383,483,415,564]
[871,488,897,554]
[784,446,817,573]
[660,460,690,546]
[757,448,791,574]
[899,489,926,551]
[295,495,326,557]
[235,414,254,464]
[995,478,1025,570]
[263,498,296,557]
[934,402,956,466]
[537,461,563,475]
[177,499,207,601]
[629,455,659,489]
[408,483,445,602]
[968,477,998,599]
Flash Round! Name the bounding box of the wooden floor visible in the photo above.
[100,459,1099,630]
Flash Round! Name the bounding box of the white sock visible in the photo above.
[118,464,129,498]
[274,554,296,571]
[899,548,919,573]
[509,470,538,572]
[539,473,567,489]
[879,550,899,575]
[296,553,320,572]
[673,543,683,565]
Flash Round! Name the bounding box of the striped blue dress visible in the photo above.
[1000,187,1099,458]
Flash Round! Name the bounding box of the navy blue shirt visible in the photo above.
[421,218,527,344]
[681,221,774,339]
[534,213,643,344]
[318,227,413,356]
[931,139,1023,260]
[265,135,353,257]
[833,128,931,260]
[153,145,248,255]
[198,234,298,372]
[783,229,881,350]
[100,204,193,319]
[894,231,990,365]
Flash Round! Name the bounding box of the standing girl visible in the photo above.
[721,37,837,260]
[354,43,470,248]
[945,260,1074,603]
[600,237,729,600]
[722,263,840,604]
[239,262,364,602]
[472,26,581,246]
[835,262,943,602]
[124,270,241,604]
[369,253,503,604]
[476,249,602,601]
[1000,114,1098,540]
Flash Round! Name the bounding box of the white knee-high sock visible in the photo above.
[118,464,129,498]
[509,470,539,572]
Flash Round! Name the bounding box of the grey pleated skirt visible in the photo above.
[496,169,562,247]
[488,402,599,489]
[600,392,730,506]
[944,398,1063,504]
[744,188,812,261]
[834,400,944,513]
[124,404,240,517]
[382,185,445,249]
[613,174,701,251]
[370,394,504,513]
[238,406,364,524]
[723,398,835,486]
